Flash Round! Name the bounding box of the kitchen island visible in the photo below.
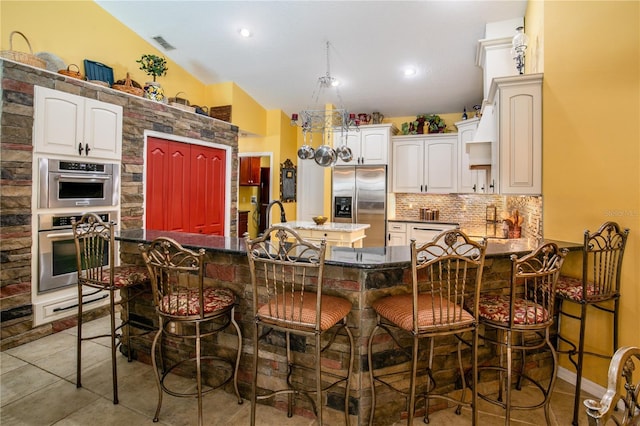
[279,220,370,248]
[117,229,581,425]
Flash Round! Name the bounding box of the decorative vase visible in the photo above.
[416,118,426,134]
[144,81,166,103]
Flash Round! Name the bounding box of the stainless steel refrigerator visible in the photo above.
[332,165,387,248]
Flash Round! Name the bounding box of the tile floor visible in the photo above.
[1,316,598,425]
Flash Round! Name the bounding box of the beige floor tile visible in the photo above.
[1,374,99,424]
[0,352,27,374]
[50,397,151,425]
[0,363,62,407]
[5,332,77,363]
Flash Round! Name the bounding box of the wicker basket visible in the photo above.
[0,31,46,69]
[58,64,83,80]
[168,92,190,105]
[209,105,232,122]
[112,73,144,97]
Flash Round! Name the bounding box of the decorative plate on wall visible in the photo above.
[35,52,65,73]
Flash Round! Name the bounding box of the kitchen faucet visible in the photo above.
[265,200,287,227]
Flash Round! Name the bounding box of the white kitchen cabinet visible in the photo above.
[387,221,407,246]
[456,118,488,193]
[34,86,122,160]
[333,124,396,165]
[392,134,458,193]
[489,74,543,194]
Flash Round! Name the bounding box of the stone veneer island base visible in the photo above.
[117,229,580,425]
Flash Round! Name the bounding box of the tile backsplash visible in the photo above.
[393,193,542,239]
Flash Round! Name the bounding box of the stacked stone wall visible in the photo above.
[0,59,238,350]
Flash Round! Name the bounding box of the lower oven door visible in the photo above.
[38,228,109,293]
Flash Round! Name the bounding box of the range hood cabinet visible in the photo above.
[466,104,494,167]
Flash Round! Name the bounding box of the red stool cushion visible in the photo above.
[555,275,597,301]
[478,294,550,324]
[102,265,149,288]
[159,287,235,316]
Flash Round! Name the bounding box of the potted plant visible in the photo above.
[137,54,168,102]
[137,54,168,82]
[424,114,447,133]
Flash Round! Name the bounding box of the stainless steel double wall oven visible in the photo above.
[37,159,119,294]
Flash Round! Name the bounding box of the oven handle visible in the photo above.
[46,232,75,239]
[57,174,111,180]
[52,293,109,312]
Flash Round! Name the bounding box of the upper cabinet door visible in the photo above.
[83,99,122,160]
[424,135,457,193]
[34,88,83,155]
[334,130,360,165]
[486,74,543,195]
[239,156,261,185]
[33,86,122,160]
[392,138,424,193]
[360,127,390,165]
[333,124,395,165]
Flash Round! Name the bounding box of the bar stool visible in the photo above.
[477,242,567,425]
[368,230,487,425]
[555,221,630,426]
[72,212,150,404]
[245,225,354,425]
[138,237,242,426]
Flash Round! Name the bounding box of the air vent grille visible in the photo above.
[152,36,175,51]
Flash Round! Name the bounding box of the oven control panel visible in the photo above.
[39,212,111,230]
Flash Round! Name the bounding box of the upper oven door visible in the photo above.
[39,159,118,208]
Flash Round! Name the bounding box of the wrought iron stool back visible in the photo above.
[477,242,568,425]
[245,225,354,425]
[139,237,242,426]
[368,230,487,425]
[72,212,149,404]
[555,222,630,426]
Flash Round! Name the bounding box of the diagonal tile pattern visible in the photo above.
[1,316,596,425]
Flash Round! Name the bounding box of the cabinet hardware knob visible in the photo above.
[85,143,91,155]
[78,142,83,156]
[473,184,477,192]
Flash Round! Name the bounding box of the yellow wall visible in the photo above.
[1,0,209,106]
[1,0,269,136]
[541,0,640,384]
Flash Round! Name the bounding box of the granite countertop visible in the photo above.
[279,221,371,232]
[118,229,581,270]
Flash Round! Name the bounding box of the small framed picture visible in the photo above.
[280,159,296,202]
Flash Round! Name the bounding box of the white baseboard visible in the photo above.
[557,366,627,411]
[557,366,606,398]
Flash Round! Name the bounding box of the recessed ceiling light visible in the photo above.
[403,67,417,77]
[239,28,252,38]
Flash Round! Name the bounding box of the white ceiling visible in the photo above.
[95,0,527,119]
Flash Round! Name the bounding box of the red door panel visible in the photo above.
[146,137,168,230]
[166,142,189,232]
[146,137,226,235]
[208,149,226,235]
[190,145,226,235]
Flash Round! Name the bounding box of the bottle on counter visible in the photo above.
[502,221,509,238]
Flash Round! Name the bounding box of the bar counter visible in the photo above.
[116,229,581,425]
